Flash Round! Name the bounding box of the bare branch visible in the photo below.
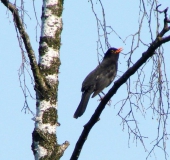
[156,4,168,14]
[1,0,47,91]
[71,5,170,158]
[57,141,70,157]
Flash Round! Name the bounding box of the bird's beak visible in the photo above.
[115,48,123,54]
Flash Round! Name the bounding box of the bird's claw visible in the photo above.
[98,96,112,106]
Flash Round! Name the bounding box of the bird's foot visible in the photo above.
[98,94,112,106]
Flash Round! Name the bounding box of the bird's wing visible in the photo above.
[91,64,117,97]
[81,69,97,92]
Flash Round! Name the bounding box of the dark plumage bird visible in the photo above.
[74,47,123,119]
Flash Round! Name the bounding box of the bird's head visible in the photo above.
[104,47,123,60]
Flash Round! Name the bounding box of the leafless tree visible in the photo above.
[71,1,170,160]
[1,0,170,160]
[1,0,69,159]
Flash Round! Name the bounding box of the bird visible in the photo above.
[74,47,123,119]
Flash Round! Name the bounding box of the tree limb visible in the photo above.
[1,0,47,91]
[70,5,170,160]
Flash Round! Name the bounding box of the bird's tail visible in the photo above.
[74,91,92,119]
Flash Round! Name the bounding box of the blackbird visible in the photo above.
[74,47,123,119]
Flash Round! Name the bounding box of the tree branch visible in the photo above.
[70,6,170,160]
[1,0,47,91]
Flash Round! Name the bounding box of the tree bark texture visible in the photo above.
[31,0,65,159]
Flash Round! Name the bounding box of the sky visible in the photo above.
[0,1,170,160]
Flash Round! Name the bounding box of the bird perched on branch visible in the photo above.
[74,47,123,119]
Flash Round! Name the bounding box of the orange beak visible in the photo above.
[115,48,123,54]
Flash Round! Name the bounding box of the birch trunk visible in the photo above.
[31,0,68,159]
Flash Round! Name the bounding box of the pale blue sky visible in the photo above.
[0,1,170,160]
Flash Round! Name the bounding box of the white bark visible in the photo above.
[35,100,56,134]
[33,0,62,159]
